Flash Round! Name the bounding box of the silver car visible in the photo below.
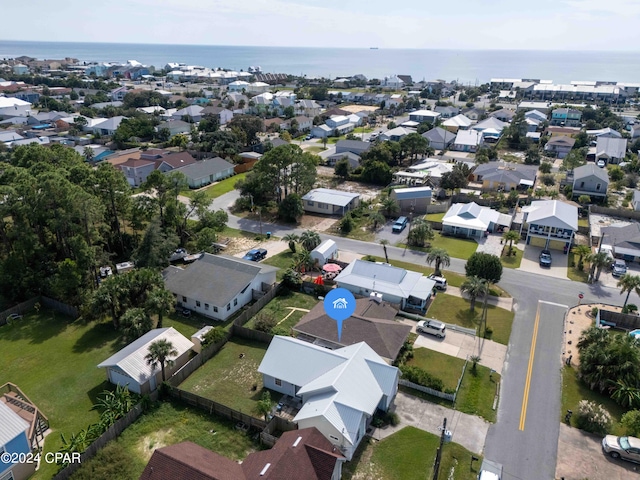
[602,435,640,463]
[416,319,446,339]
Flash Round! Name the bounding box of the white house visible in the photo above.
[258,336,400,460]
[521,200,578,251]
[442,202,511,238]
[228,80,250,92]
[310,239,338,266]
[442,114,472,132]
[163,254,278,321]
[409,110,441,124]
[302,188,360,215]
[98,327,194,394]
[247,82,270,94]
[311,124,333,139]
[595,136,627,165]
[335,260,435,313]
[0,97,31,118]
[92,116,127,136]
[452,130,483,152]
[382,75,404,89]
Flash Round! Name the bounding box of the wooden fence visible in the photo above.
[167,333,232,387]
[399,357,468,404]
[590,205,640,221]
[0,296,78,327]
[234,283,281,327]
[0,297,40,326]
[41,296,79,318]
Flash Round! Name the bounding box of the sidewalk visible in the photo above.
[370,391,490,455]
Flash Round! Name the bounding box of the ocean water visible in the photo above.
[1,40,640,84]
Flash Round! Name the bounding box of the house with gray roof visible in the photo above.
[570,163,609,200]
[489,109,516,122]
[521,200,578,251]
[390,186,432,214]
[433,105,460,118]
[544,135,575,159]
[601,223,640,262]
[326,151,361,169]
[97,327,194,394]
[302,188,360,215]
[258,335,400,460]
[335,260,435,313]
[335,139,371,156]
[163,253,278,321]
[171,105,204,122]
[174,157,235,188]
[633,190,640,211]
[91,115,127,136]
[471,161,537,192]
[422,127,456,150]
[595,136,627,165]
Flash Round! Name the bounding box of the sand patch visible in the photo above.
[137,429,172,462]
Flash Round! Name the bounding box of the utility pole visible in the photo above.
[432,417,447,480]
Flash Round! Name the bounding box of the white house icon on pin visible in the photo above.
[333,298,348,309]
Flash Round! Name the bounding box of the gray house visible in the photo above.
[335,139,371,156]
[570,164,609,200]
[302,188,360,215]
[390,186,432,214]
[326,151,361,169]
[422,127,456,150]
[119,158,156,187]
[163,254,278,321]
[174,157,235,188]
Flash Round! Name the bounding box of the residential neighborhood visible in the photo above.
[3,51,640,480]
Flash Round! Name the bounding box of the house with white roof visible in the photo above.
[595,136,627,165]
[0,97,31,118]
[379,126,411,142]
[442,114,472,133]
[409,110,441,124]
[228,80,250,92]
[302,188,360,215]
[335,259,436,312]
[171,105,204,122]
[92,116,127,136]
[442,202,512,238]
[258,336,400,460]
[98,327,194,394]
[521,200,578,250]
[452,130,483,152]
[472,117,509,137]
[524,110,547,123]
[247,81,270,94]
[586,127,622,139]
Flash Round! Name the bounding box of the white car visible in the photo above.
[602,435,640,463]
[597,159,606,168]
[416,319,446,338]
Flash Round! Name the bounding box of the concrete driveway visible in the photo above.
[599,261,640,289]
[375,219,409,246]
[518,245,568,279]
[555,424,640,479]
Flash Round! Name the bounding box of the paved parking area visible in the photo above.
[555,424,640,479]
[599,261,640,288]
[475,233,505,256]
[518,245,568,279]
[375,219,409,245]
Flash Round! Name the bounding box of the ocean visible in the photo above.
[1,40,640,85]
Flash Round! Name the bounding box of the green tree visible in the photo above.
[426,248,450,276]
[278,193,304,222]
[610,380,640,409]
[577,194,591,205]
[134,220,179,270]
[334,158,351,179]
[399,132,430,164]
[120,307,153,342]
[622,410,640,436]
[361,160,392,185]
[571,245,591,271]
[381,196,399,218]
[300,230,321,252]
[460,276,488,313]
[407,218,434,248]
[617,274,640,307]
[562,148,587,171]
[283,233,299,253]
[257,390,274,420]
[609,167,624,182]
[524,146,540,165]
[379,239,390,263]
[339,214,354,234]
[368,210,385,231]
[502,230,520,256]
[538,162,552,174]
[465,252,503,284]
[145,339,178,382]
[587,251,610,282]
[145,287,175,328]
[228,115,264,146]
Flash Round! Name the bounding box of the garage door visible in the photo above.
[548,239,566,251]
[529,236,546,247]
[108,369,141,394]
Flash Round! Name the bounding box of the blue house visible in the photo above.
[0,383,49,480]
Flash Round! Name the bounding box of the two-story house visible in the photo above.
[570,164,609,200]
[544,135,575,159]
[119,158,156,187]
[522,199,578,251]
[550,107,582,127]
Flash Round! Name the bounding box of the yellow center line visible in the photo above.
[520,302,541,431]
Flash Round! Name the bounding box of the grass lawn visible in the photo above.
[425,212,446,222]
[578,218,589,228]
[567,254,590,283]
[501,247,523,269]
[343,426,481,480]
[561,365,626,435]
[405,349,499,422]
[0,309,126,480]
[244,289,319,333]
[305,146,327,153]
[68,400,258,480]
[178,337,270,416]
[164,309,235,335]
[427,294,514,345]
[399,232,478,260]
[182,173,247,200]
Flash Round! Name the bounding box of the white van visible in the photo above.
[416,319,446,339]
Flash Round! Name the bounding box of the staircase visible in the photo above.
[0,382,49,450]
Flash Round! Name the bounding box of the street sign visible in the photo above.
[578,293,584,299]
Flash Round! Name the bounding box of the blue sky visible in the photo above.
[2,0,639,50]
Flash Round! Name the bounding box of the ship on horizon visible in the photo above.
[370,47,379,50]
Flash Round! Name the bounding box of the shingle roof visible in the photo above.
[118,158,155,169]
[546,135,576,147]
[174,157,234,180]
[97,328,193,384]
[163,254,277,308]
[602,223,640,251]
[422,127,456,144]
[572,163,609,183]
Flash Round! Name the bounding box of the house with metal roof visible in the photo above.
[174,157,235,188]
[97,327,194,394]
[442,114,472,133]
[422,127,456,150]
[378,126,411,142]
[91,115,127,136]
[595,136,627,165]
[452,130,483,152]
[409,110,441,123]
[586,127,622,138]
[390,186,432,214]
[301,188,360,215]
[335,259,435,312]
[258,335,400,460]
[442,202,512,238]
[570,164,609,199]
[163,253,278,321]
[521,200,578,250]
[335,139,371,156]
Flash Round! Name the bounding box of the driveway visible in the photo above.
[518,245,568,279]
[375,219,409,246]
[476,233,505,256]
[599,261,640,289]
[555,424,640,480]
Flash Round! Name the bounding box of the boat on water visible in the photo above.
[370,47,379,50]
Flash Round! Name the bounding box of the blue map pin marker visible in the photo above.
[324,288,356,341]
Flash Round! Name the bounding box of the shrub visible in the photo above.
[574,400,612,435]
[622,409,640,436]
[362,255,376,262]
[484,326,493,339]
[590,307,599,318]
[400,365,444,392]
[201,326,226,347]
[254,312,277,333]
[540,174,555,186]
[339,214,354,234]
[282,269,302,290]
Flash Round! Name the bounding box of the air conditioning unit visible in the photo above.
[369,292,383,304]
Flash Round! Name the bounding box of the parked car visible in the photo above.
[539,249,552,267]
[243,248,267,262]
[416,319,446,339]
[611,259,627,277]
[392,216,409,233]
[597,159,606,168]
[428,274,448,291]
[305,134,313,140]
[169,248,188,262]
[602,435,640,463]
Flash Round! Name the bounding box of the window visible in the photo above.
[234,298,238,306]
[182,296,187,302]
[307,201,314,206]
[275,378,282,386]
[596,183,601,191]
[227,303,231,311]
[329,435,340,441]
[213,306,218,312]
[196,301,201,307]
[579,181,585,188]
[205,303,209,310]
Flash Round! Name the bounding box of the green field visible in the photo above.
[427,294,514,345]
[182,173,247,200]
[68,400,258,480]
[344,426,481,480]
[178,337,270,416]
[243,290,319,333]
[567,253,590,283]
[425,212,446,222]
[501,248,523,269]
[262,250,295,280]
[407,348,463,391]
[398,232,478,260]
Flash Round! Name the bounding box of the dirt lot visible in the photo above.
[339,104,379,113]
[314,172,383,202]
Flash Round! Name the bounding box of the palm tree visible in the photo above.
[145,339,178,382]
[293,249,314,272]
[407,219,434,248]
[617,274,640,307]
[368,210,385,231]
[145,287,175,328]
[588,251,611,282]
[300,230,321,252]
[426,248,450,276]
[502,230,520,256]
[379,239,390,263]
[381,197,399,218]
[282,233,299,253]
[460,276,488,313]
[571,245,591,271]
[610,379,640,409]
